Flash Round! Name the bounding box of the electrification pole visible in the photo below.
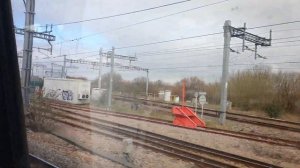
[219,20,231,125]
[108,47,115,110]
[42,65,45,78]
[61,55,66,78]
[51,63,54,77]
[219,20,272,124]
[31,65,34,79]
[98,48,103,89]
[146,69,149,98]
[17,0,55,108]
[21,0,35,108]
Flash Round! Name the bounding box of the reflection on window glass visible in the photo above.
[12,0,300,167]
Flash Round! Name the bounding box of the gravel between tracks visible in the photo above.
[52,121,196,168]
[64,106,300,168]
[27,121,196,168]
[203,115,300,140]
[116,100,300,141]
[27,130,122,168]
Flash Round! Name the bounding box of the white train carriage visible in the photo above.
[43,78,91,104]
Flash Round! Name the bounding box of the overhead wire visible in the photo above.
[115,35,300,59]
[255,28,300,36]
[51,0,195,26]
[42,50,99,59]
[248,20,300,30]
[36,17,300,78]
[44,0,229,46]
[42,35,300,61]
[37,20,300,53]
[24,4,300,79]
[149,61,300,70]
[150,67,300,73]
[36,7,300,58]
[113,23,300,50]
[115,32,223,49]
[138,40,297,65]
[272,35,300,41]
[271,39,300,44]
[137,52,223,65]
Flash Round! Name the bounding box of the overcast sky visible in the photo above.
[12,0,300,83]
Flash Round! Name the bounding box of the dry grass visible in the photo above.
[26,95,55,132]
[203,102,300,123]
[111,100,174,121]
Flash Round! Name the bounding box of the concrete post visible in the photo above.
[122,138,133,163]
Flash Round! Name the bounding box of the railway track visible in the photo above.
[27,128,133,168]
[49,102,300,149]
[29,153,59,168]
[114,96,300,133]
[46,103,280,168]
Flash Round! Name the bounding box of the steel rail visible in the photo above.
[45,112,231,168]
[115,96,300,125]
[46,103,280,168]
[29,153,59,168]
[114,96,300,132]
[48,102,300,149]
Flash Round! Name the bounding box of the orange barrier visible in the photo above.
[172,106,206,128]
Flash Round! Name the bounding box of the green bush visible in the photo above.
[264,103,282,118]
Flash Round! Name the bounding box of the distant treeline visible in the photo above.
[92,67,300,115]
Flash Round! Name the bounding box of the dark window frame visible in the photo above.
[0,0,29,167]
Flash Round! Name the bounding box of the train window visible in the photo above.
[8,0,300,167]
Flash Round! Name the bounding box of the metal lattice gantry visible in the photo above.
[15,27,56,41]
[230,26,271,46]
[63,49,149,109]
[104,52,137,62]
[64,58,148,72]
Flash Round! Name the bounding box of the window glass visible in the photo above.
[12,0,300,167]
